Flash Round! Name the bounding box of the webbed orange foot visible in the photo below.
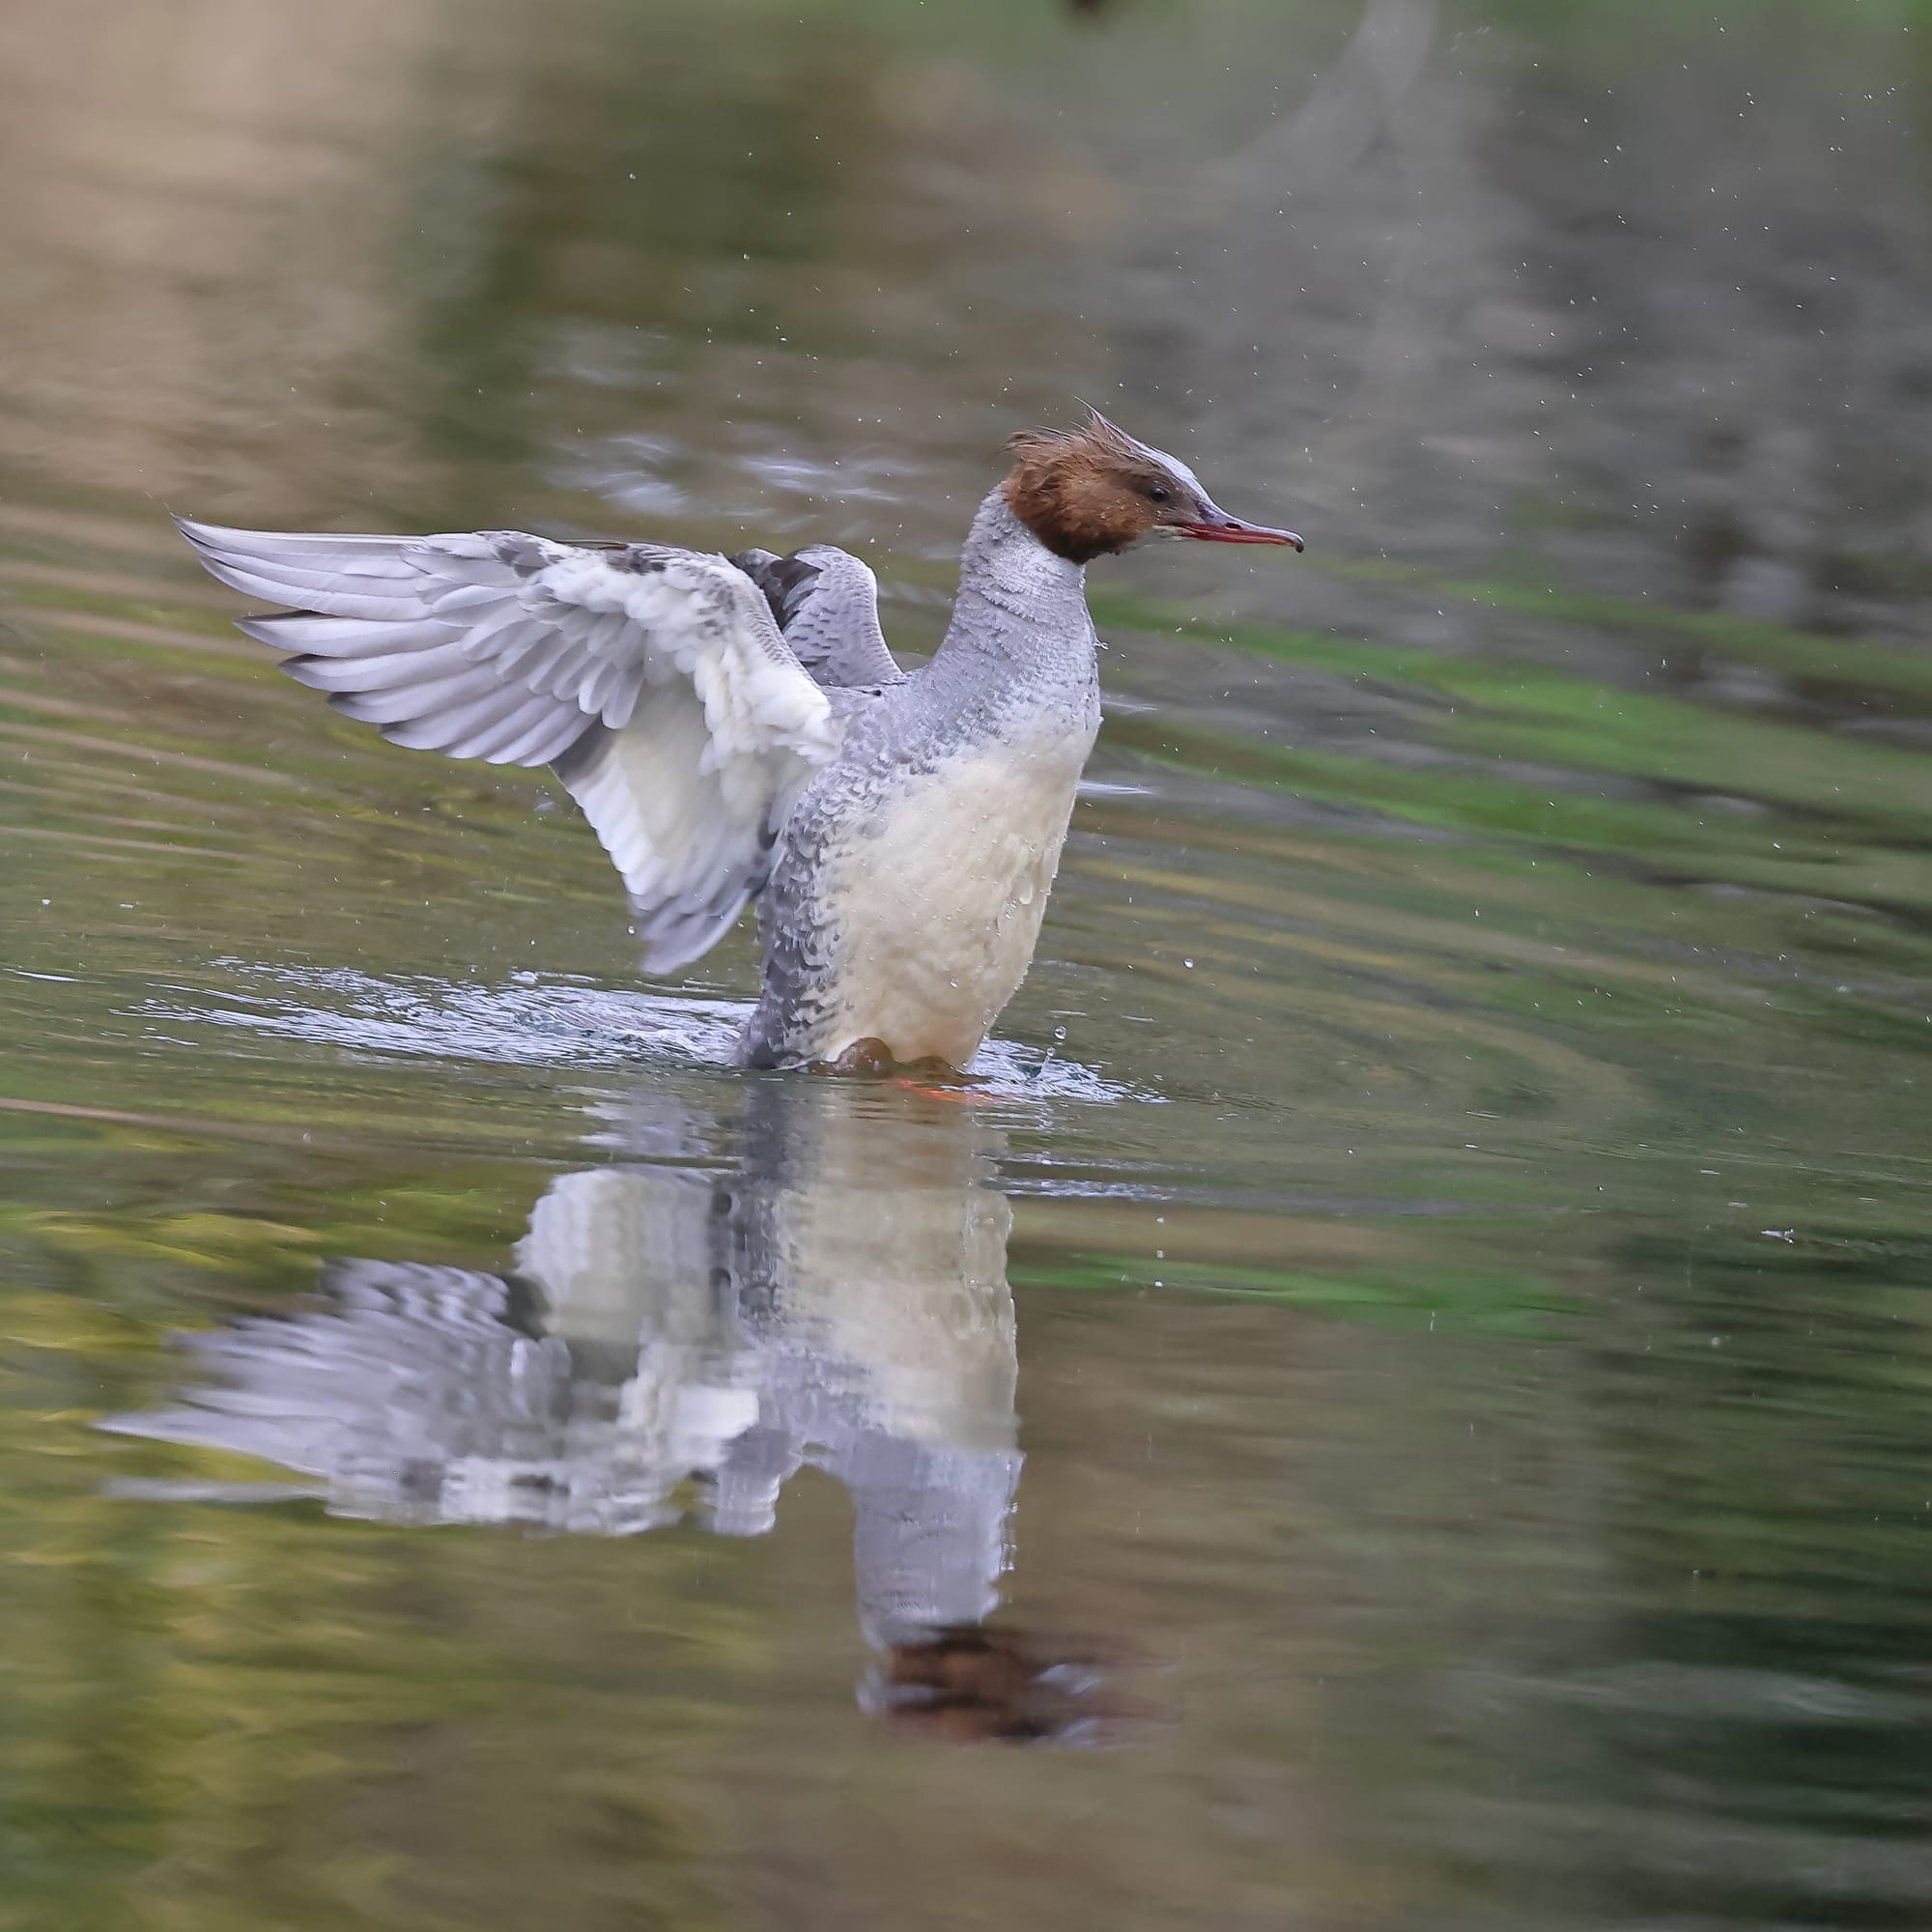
[815,1037,900,1078]
[811,1040,977,1091]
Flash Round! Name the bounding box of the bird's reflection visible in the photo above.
[112,1078,1113,1742]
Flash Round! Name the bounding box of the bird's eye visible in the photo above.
[1146,484,1170,502]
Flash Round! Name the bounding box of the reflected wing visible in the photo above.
[731,542,903,689]
[100,1255,732,1536]
[177,518,843,972]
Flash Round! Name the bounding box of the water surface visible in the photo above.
[3,3,1930,1928]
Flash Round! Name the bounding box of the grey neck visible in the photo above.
[932,490,1094,678]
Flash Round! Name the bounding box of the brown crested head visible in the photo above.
[1001,411,1303,565]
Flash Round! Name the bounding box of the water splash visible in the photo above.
[132,960,1157,1104]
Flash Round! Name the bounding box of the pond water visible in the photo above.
[3,2,1930,1927]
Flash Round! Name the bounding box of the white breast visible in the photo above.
[814,730,1092,1065]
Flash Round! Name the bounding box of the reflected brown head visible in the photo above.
[1002,412,1303,564]
[874,1625,1147,1746]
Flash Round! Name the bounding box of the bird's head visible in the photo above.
[1003,411,1302,564]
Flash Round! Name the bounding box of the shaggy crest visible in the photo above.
[1003,412,1178,563]
[1002,409,1301,563]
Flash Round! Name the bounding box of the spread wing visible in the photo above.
[730,543,903,689]
[177,518,844,974]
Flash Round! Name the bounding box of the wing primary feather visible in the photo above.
[177,521,422,578]
[192,558,421,620]
[194,547,420,595]
[326,667,505,725]
[386,680,540,753]
[238,613,457,656]
[284,642,475,692]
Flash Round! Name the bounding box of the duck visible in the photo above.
[176,411,1301,1071]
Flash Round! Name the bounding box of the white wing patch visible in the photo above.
[556,692,795,973]
[178,518,849,973]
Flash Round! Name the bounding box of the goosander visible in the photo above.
[177,412,1300,1070]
